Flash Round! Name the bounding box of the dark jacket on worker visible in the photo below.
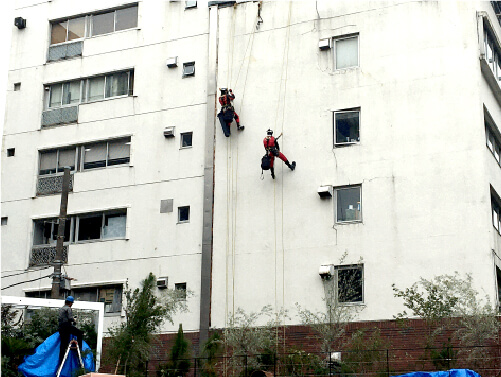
[58,304,75,327]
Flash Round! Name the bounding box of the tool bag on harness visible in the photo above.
[261,154,271,170]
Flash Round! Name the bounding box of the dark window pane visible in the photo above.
[336,187,361,222]
[335,111,359,145]
[67,16,86,41]
[92,12,114,36]
[181,133,193,148]
[83,143,107,169]
[51,21,68,44]
[338,267,362,302]
[178,206,190,222]
[53,219,71,243]
[115,6,138,31]
[175,283,187,299]
[78,214,102,241]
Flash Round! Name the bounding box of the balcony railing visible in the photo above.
[41,105,79,128]
[47,41,83,62]
[30,245,68,267]
[36,174,74,196]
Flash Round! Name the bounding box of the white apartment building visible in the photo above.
[2,0,501,351]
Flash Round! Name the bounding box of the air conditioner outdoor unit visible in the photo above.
[318,38,331,50]
[318,185,333,198]
[166,56,178,68]
[157,277,168,289]
[164,126,175,137]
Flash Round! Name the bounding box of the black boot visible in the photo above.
[270,168,275,179]
[237,123,244,131]
[286,161,296,171]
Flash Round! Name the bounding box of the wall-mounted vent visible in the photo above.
[318,186,333,198]
[164,126,175,137]
[15,17,26,29]
[157,277,168,289]
[319,38,331,50]
[319,264,334,279]
[167,56,178,68]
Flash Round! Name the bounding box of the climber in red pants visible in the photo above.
[263,129,296,179]
[218,88,244,137]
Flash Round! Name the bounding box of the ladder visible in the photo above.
[56,340,84,377]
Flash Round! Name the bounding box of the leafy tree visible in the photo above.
[222,305,288,376]
[200,332,222,377]
[106,273,188,377]
[393,273,500,366]
[157,324,192,377]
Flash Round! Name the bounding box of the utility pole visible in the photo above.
[51,167,71,299]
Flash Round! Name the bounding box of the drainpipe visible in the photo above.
[199,3,219,355]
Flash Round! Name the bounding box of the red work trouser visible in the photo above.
[268,149,288,168]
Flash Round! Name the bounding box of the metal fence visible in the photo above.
[147,345,500,377]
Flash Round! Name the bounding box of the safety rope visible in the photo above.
[271,0,293,359]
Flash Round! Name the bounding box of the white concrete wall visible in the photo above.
[210,1,501,328]
[2,0,209,334]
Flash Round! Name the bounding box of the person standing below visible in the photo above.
[218,88,244,137]
[263,129,296,179]
[58,296,84,363]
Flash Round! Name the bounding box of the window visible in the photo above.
[182,62,195,77]
[178,206,190,223]
[485,113,501,167]
[83,138,131,170]
[77,210,127,242]
[181,132,193,148]
[33,209,126,246]
[1,217,8,226]
[496,266,501,311]
[50,5,138,45]
[33,218,72,245]
[334,109,360,146]
[186,1,197,9]
[175,282,187,299]
[73,285,123,313]
[335,265,363,303]
[334,34,358,69]
[7,148,15,157]
[39,148,77,175]
[492,195,501,232]
[335,186,361,223]
[14,83,21,91]
[45,70,133,109]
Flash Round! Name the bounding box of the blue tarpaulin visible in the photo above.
[18,332,95,377]
[393,369,481,377]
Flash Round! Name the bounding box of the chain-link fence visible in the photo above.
[148,345,500,377]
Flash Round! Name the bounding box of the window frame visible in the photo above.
[182,62,195,77]
[45,70,133,110]
[175,282,187,299]
[334,264,364,304]
[74,209,127,243]
[180,132,193,149]
[178,206,190,223]
[32,217,74,246]
[333,34,359,70]
[334,185,362,224]
[39,148,78,176]
[49,4,138,46]
[333,108,360,147]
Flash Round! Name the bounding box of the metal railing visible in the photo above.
[144,345,500,377]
